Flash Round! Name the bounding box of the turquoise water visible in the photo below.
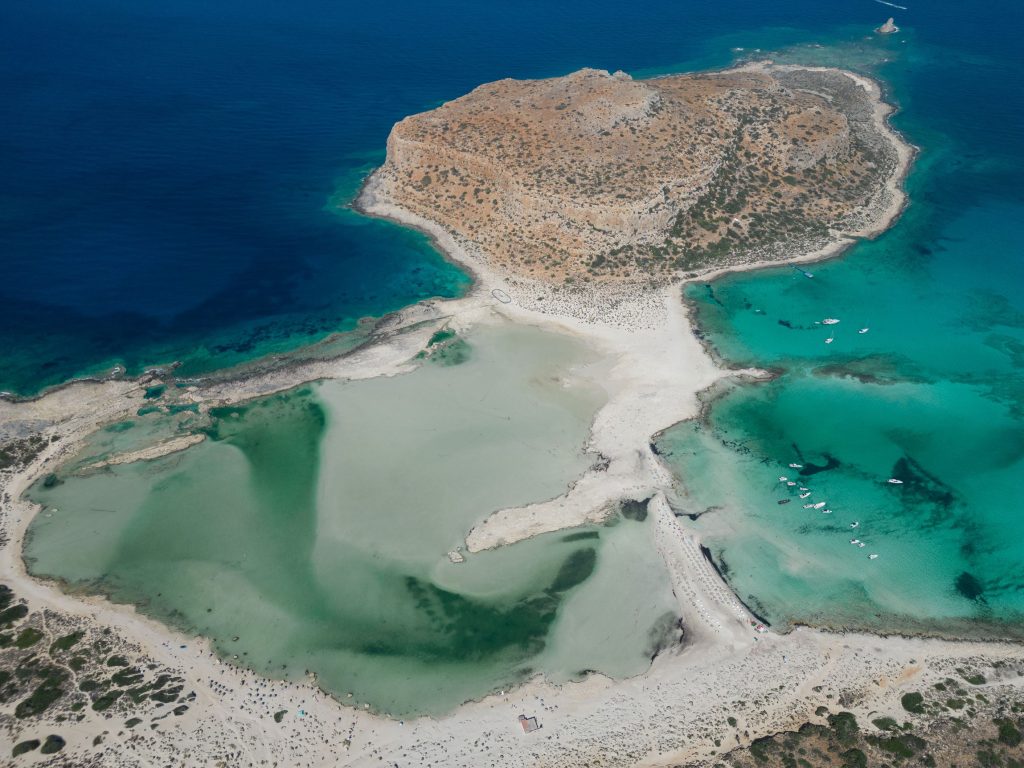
[25,325,680,715]
[658,30,1024,635]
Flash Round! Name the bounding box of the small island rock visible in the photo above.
[876,17,899,34]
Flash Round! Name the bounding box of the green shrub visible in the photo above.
[14,680,64,719]
[901,692,925,714]
[0,603,29,626]
[49,632,83,654]
[39,735,65,754]
[996,718,1022,747]
[14,628,43,649]
[11,739,40,757]
[749,736,773,762]
[828,711,859,744]
[111,668,144,687]
[875,737,910,757]
[91,689,122,712]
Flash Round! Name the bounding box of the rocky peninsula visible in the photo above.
[363,62,905,291]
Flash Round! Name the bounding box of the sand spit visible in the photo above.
[78,433,207,472]
[2,62,1019,768]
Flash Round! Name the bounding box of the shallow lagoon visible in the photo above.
[26,324,679,715]
[659,201,1024,637]
[651,20,1024,638]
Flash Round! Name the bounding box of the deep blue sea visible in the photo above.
[2,0,1002,395]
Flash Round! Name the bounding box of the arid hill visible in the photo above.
[363,63,904,285]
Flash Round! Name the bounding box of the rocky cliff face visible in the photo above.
[368,63,900,285]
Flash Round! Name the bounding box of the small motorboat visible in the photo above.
[858,542,866,548]
[778,476,788,482]
[887,478,904,485]
[821,509,832,514]
[799,492,812,499]
[799,487,809,491]
[777,499,791,505]
[858,327,870,334]
[825,334,835,344]
[850,538,860,545]
[787,481,797,486]
[868,553,879,560]
[813,501,827,509]
[850,521,860,529]
[788,463,803,468]
[822,318,840,325]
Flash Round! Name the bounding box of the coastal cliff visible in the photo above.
[363,63,905,286]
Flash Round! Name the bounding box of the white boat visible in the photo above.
[778,476,788,482]
[799,492,811,499]
[858,542,866,548]
[825,334,835,344]
[887,478,903,484]
[868,554,879,560]
[822,318,840,325]
[850,521,859,529]
[821,509,832,514]
[813,501,826,509]
[787,481,797,486]
[798,487,809,491]
[850,538,860,545]
[858,327,870,334]
[788,463,803,468]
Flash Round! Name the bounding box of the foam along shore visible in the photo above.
[3,61,1016,768]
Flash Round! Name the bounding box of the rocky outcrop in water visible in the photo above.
[876,17,900,34]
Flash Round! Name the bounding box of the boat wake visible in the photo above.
[873,0,908,9]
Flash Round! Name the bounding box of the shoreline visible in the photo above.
[2,60,1021,768]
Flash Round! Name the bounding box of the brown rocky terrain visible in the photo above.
[362,62,905,286]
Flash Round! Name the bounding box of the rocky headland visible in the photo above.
[362,62,906,292]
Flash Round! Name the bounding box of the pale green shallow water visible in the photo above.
[26,324,680,715]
